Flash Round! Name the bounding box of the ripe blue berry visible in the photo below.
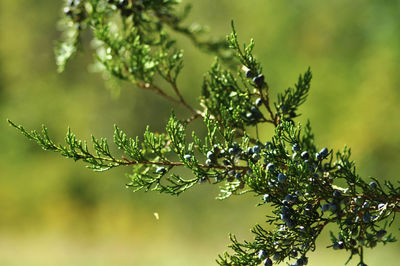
[263,194,270,202]
[300,151,309,160]
[253,74,265,87]
[277,172,287,183]
[281,206,291,214]
[266,163,276,172]
[369,181,377,189]
[235,172,242,180]
[205,159,213,165]
[292,143,300,152]
[255,97,263,106]
[290,249,298,258]
[376,229,387,239]
[213,144,220,152]
[296,257,306,266]
[155,167,166,174]
[258,250,267,259]
[184,154,192,160]
[316,147,329,160]
[246,147,253,155]
[222,159,230,166]
[280,213,290,221]
[252,153,261,161]
[265,141,273,149]
[363,212,371,223]
[263,257,273,266]
[252,145,261,154]
[207,151,215,160]
[286,194,298,204]
[333,190,342,198]
[251,106,263,119]
[245,69,254,78]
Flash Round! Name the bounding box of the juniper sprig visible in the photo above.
[8,1,400,265]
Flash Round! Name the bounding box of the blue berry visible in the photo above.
[252,153,261,161]
[333,241,344,250]
[296,257,306,266]
[280,213,290,221]
[207,151,215,160]
[255,97,263,106]
[155,167,166,174]
[222,159,230,166]
[369,181,377,189]
[258,249,267,259]
[246,147,253,155]
[333,242,340,250]
[333,190,342,198]
[287,194,298,204]
[199,177,208,183]
[362,201,369,209]
[246,112,254,119]
[205,159,213,165]
[252,145,261,154]
[277,172,287,183]
[292,143,300,152]
[263,194,270,202]
[184,154,192,160]
[300,151,309,160]
[213,144,220,152]
[245,69,254,78]
[290,249,298,258]
[253,74,265,87]
[263,257,273,266]
[378,203,385,209]
[235,172,242,180]
[363,212,371,223]
[376,229,387,239]
[251,106,263,119]
[281,206,291,214]
[265,142,273,149]
[266,163,276,172]
[316,147,329,160]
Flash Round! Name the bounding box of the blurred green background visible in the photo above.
[1,1,400,265]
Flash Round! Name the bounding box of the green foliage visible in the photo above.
[8,1,400,265]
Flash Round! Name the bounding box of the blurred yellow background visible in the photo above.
[1,1,400,265]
